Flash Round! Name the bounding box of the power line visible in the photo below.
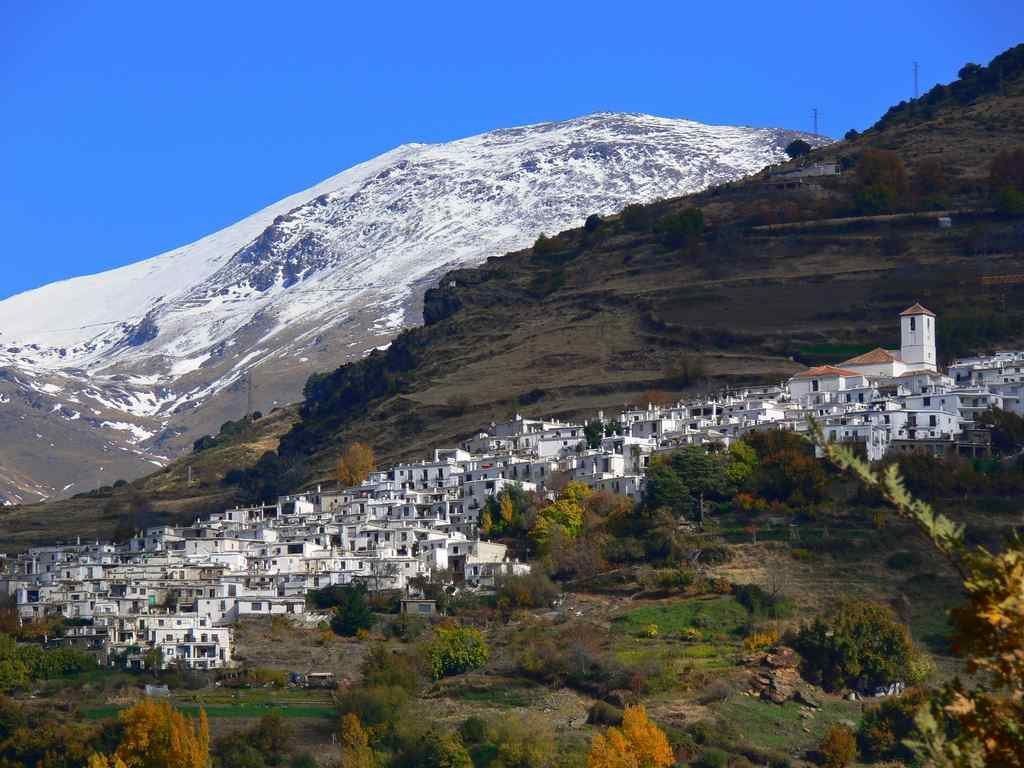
[812,108,819,136]
[913,61,919,99]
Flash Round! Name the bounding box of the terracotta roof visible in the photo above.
[900,302,935,317]
[792,365,865,379]
[842,347,898,366]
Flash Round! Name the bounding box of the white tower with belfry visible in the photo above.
[899,303,937,372]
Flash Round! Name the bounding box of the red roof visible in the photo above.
[842,347,898,366]
[900,302,935,317]
[792,365,865,379]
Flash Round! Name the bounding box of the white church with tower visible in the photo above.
[837,303,937,379]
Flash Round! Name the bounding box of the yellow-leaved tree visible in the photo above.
[531,481,592,548]
[339,712,375,768]
[587,705,674,768]
[89,699,209,768]
[337,443,376,488]
[810,419,1024,767]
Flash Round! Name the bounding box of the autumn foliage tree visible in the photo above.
[338,713,375,768]
[587,705,674,768]
[91,699,210,768]
[337,443,376,488]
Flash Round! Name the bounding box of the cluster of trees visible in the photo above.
[0,634,96,691]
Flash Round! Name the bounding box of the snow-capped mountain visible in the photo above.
[0,112,820,504]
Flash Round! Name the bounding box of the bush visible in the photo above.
[328,584,376,637]
[587,700,624,726]
[857,687,929,762]
[584,213,603,232]
[694,747,729,768]
[425,626,490,679]
[459,716,489,745]
[785,140,812,159]
[655,208,704,248]
[494,572,560,610]
[818,724,856,768]
[793,601,921,691]
[733,584,793,621]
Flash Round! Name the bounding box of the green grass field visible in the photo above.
[612,596,749,641]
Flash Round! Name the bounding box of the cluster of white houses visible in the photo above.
[1,304,1020,671]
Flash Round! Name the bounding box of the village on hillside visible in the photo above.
[1,304,1022,674]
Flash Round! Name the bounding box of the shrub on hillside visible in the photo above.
[494,572,560,610]
[425,626,489,679]
[857,687,930,763]
[328,583,376,637]
[792,600,926,691]
[785,140,812,159]
[818,724,856,768]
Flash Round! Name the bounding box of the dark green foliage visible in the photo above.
[584,420,604,449]
[976,407,1024,454]
[459,716,488,745]
[844,129,860,141]
[873,44,1024,129]
[857,687,931,762]
[793,601,919,691]
[222,451,292,503]
[584,213,602,232]
[643,446,734,519]
[328,583,375,637]
[396,730,473,768]
[587,701,624,726]
[784,140,811,159]
[642,462,692,516]
[655,207,704,249]
[732,584,793,621]
[621,203,652,232]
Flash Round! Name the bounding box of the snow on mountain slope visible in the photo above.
[0,112,820,503]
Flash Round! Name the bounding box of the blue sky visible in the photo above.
[0,2,1018,300]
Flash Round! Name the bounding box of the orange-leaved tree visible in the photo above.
[339,712,375,768]
[810,418,1024,767]
[587,705,674,768]
[337,443,376,488]
[89,699,209,768]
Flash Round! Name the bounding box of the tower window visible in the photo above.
[910,317,916,331]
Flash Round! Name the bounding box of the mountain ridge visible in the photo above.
[0,111,819,504]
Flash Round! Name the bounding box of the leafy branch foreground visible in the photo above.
[809,419,1024,767]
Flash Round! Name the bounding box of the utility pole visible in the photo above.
[913,61,919,99]
[812,107,819,137]
[246,372,253,418]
